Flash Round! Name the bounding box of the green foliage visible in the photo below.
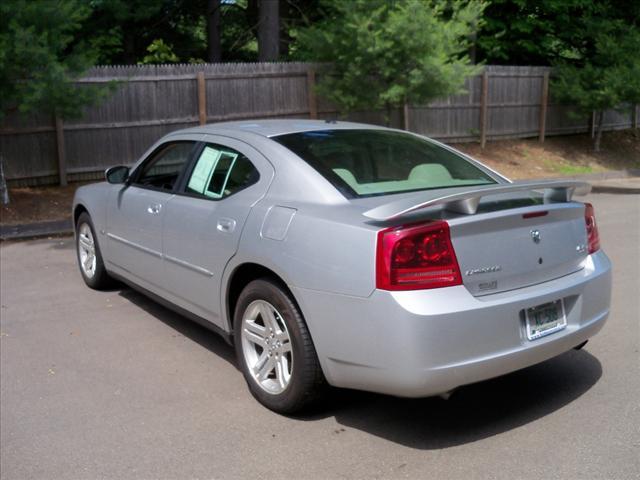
[295,0,485,114]
[0,0,110,120]
[78,0,207,64]
[476,0,597,65]
[552,23,640,112]
[476,0,640,67]
[138,39,180,65]
[551,11,640,150]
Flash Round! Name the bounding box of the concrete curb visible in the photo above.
[1,169,638,242]
[0,219,73,241]
[539,168,640,182]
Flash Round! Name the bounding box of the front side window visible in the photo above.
[273,129,497,198]
[134,142,195,192]
[185,144,259,199]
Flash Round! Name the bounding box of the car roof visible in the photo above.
[176,119,388,138]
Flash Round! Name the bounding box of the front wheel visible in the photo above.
[76,212,112,290]
[234,279,325,414]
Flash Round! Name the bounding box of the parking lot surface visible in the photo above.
[1,192,639,480]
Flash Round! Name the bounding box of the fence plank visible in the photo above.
[403,102,410,131]
[197,72,207,125]
[54,116,67,186]
[539,72,549,142]
[306,69,318,119]
[480,71,489,148]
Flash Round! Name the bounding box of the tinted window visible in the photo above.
[185,144,259,199]
[134,142,195,192]
[273,129,496,198]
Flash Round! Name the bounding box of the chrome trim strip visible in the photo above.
[106,232,162,258]
[164,254,214,277]
[107,232,214,277]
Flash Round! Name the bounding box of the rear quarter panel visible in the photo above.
[222,200,379,327]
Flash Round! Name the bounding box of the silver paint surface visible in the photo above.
[73,119,612,397]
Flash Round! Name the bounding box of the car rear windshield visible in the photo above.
[273,129,497,198]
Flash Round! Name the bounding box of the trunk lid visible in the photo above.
[448,202,588,296]
[354,179,591,296]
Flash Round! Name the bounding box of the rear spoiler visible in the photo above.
[362,180,592,221]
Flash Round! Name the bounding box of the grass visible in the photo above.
[542,159,594,176]
[553,164,594,175]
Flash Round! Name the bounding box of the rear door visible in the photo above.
[106,141,196,291]
[161,136,274,328]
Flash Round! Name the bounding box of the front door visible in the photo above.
[161,137,273,328]
[106,141,196,292]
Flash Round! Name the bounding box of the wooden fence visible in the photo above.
[1,62,638,186]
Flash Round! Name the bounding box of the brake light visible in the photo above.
[523,210,548,219]
[376,221,462,290]
[584,203,600,254]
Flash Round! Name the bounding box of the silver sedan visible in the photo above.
[73,120,611,413]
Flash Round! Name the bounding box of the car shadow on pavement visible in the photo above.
[116,284,601,451]
[117,287,238,368]
[311,349,602,449]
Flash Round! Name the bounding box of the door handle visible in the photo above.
[217,218,236,233]
[147,203,162,215]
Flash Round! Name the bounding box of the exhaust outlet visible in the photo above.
[574,340,588,350]
[438,390,456,400]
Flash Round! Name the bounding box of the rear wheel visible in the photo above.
[76,212,112,289]
[234,278,325,413]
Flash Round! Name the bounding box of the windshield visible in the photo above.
[273,129,497,198]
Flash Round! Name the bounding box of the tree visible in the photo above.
[295,0,485,124]
[258,0,280,61]
[552,24,640,151]
[0,0,108,120]
[548,1,640,151]
[475,0,599,66]
[207,0,222,62]
[78,0,205,65]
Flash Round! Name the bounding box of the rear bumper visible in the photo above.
[292,250,612,397]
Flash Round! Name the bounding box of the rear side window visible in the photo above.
[134,142,195,192]
[273,129,496,198]
[185,144,259,199]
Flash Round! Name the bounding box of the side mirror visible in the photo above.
[105,165,130,184]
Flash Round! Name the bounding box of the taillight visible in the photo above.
[584,203,600,254]
[376,221,462,290]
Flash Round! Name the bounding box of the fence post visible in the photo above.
[633,104,639,129]
[197,72,206,125]
[307,68,318,119]
[480,71,489,148]
[538,72,549,142]
[403,102,411,131]
[54,115,67,186]
[590,111,596,138]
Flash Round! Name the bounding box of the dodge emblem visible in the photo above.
[531,229,541,244]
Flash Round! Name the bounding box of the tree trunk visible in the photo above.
[279,0,291,58]
[123,31,136,64]
[594,110,604,152]
[385,103,392,127]
[206,0,222,63]
[468,31,477,64]
[258,0,279,61]
[0,155,9,206]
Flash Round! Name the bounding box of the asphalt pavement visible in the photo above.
[1,191,639,479]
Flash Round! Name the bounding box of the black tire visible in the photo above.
[234,278,325,414]
[75,212,113,290]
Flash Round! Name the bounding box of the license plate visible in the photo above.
[525,299,567,340]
